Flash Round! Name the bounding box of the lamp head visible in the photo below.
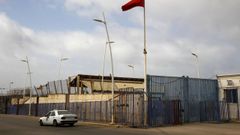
[60,58,69,61]
[93,19,105,24]
[192,53,198,58]
[128,65,134,68]
[107,41,115,44]
[21,60,27,63]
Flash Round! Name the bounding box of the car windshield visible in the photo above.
[58,110,72,115]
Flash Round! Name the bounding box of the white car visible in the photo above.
[39,110,78,126]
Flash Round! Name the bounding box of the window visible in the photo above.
[224,89,238,103]
[50,112,55,116]
[45,112,51,117]
[58,110,71,115]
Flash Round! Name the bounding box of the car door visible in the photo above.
[47,111,56,125]
[42,112,51,125]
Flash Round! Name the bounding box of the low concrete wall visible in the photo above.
[11,94,115,104]
[70,94,113,102]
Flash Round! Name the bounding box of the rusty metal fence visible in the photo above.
[2,88,145,127]
[68,89,145,127]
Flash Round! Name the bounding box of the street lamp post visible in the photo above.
[192,52,200,78]
[94,12,115,124]
[58,57,69,80]
[101,41,114,91]
[21,56,33,116]
[128,65,135,77]
[101,42,108,91]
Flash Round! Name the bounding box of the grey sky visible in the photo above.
[0,0,240,89]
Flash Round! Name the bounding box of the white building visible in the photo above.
[217,74,240,120]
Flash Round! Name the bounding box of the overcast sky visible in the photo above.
[0,0,240,89]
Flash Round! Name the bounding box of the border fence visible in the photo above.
[2,88,145,127]
[147,75,221,126]
[1,75,239,127]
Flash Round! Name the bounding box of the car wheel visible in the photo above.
[53,120,58,127]
[39,120,44,126]
[69,123,74,127]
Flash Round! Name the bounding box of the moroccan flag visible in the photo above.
[121,0,144,11]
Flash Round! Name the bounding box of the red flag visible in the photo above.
[121,0,144,11]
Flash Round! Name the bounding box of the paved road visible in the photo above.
[0,114,151,135]
[0,114,240,135]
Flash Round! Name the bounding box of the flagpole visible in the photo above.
[143,1,148,127]
[143,2,147,92]
[121,0,148,126]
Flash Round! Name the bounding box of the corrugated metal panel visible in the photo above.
[147,75,218,101]
[147,75,184,100]
[147,75,220,125]
[188,78,218,102]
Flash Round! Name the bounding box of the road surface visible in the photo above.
[0,114,239,135]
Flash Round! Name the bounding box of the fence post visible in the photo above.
[60,80,63,94]
[84,102,87,121]
[147,90,151,126]
[4,97,9,114]
[16,97,20,115]
[183,76,189,123]
[77,76,80,94]
[132,89,135,127]
[65,94,70,110]
[141,90,145,127]
[67,77,71,94]
[105,101,108,122]
[35,96,39,116]
[215,81,221,122]
[94,101,96,121]
[46,82,50,94]
[100,101,102,121]
[66,77,71,110]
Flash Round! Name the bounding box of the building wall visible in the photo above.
[217,75,240,120]
[217,75,240,101]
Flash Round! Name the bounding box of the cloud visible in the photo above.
[1,0,240,89]
[0,12,144,88]
[64,0,125,17]
[0,12,105,88]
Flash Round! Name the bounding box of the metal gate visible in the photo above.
[148,96,182,126]
[115,88,144,127]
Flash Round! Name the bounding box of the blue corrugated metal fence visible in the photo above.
[147,75,220,126]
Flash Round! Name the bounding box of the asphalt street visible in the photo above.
[0,114,240,135]
[0,114,151,135]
